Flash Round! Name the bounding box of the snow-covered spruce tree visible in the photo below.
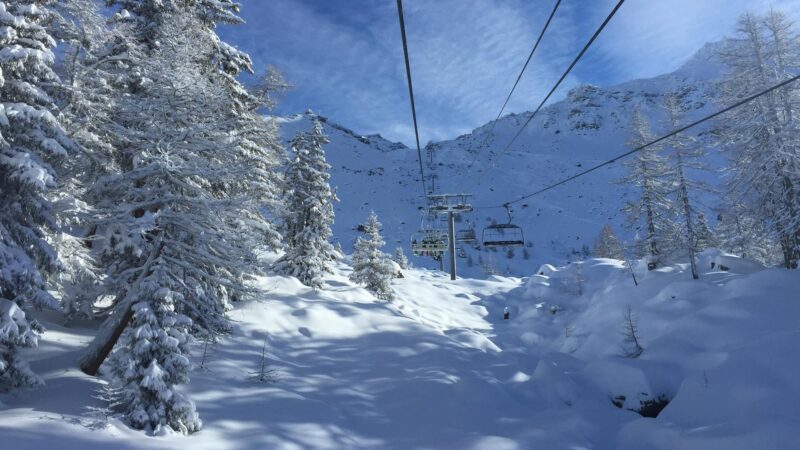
[618,109,674,269]
[662,92,710,279]
[274,119,337,288]
[717,11,800,268]
[350,212,395,300]
[593,224,624,259]
[0,299,43,390]
[393,247,410,269]
[48,0,114,321]
[104,262,200,434]
[0,0,76,387]
[79,0,283,341]
[72,0,284,324]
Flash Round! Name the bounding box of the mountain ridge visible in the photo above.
[271,40,727,277]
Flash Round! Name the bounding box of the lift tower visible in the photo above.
[427,194,473,280]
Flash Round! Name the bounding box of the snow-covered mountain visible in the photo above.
[273,42,727,277]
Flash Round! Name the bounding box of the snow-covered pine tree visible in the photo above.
[618,108,674,269]
[593,224,625,259]
[717,11,800,268]
[350,212,395,300]
[662,92,710,279]
[70,0,284,325]
[105,0,286,250]
[275,119,337,288]
[48,0,114,321]
[0,0,75,387]
[79,0,283,338]
[393,247,410,269]
[104,262,200,435]
[0,0,72,309]
[77,8,282,432]
[693,212,717,252]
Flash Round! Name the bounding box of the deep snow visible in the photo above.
[1,250,798,449]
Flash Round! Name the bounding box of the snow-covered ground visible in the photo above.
[2,251,798,449]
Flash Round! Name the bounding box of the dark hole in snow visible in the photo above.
[637,395,671,418]
[611,394,671,418]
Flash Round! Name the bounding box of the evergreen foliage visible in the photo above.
[0,0,74,387]
[593,224,625,259]
[275,119,337,288]
[350,212,395,300]
[0,299,43,390]
[393,247,410,269]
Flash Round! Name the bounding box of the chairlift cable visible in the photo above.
[498,74,800,206]
[472,0,625,189]
[396,0,429,202]
[458,0,563,190]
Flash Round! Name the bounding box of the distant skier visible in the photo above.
[503,306,510,320]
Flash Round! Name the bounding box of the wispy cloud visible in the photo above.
[223,0,800,146]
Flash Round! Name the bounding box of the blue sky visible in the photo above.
[219,0,800,146]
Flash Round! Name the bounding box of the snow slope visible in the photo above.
[274,42,726,277]
[2,250,799,449]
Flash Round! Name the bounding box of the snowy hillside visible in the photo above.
[5,2,799,448]
[2,251,798,449]
[275,43,727,277]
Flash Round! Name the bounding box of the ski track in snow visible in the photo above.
[2,250,799,449]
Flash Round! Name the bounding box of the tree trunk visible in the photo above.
[677,154,699,279]
[79,236,163,375]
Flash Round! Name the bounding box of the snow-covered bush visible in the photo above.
[249,337,278,383]
[621,305,643,358]
[393,247,410,269]
[350,212,395,300]
[0,300,43,390]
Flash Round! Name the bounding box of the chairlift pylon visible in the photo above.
[482,203,524,248]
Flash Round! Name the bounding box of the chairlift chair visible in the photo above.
[482,224,524,248]
[426,193,473,215]
[455,228,477,243]
[482,203,525,248]
[411,229,448,257]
